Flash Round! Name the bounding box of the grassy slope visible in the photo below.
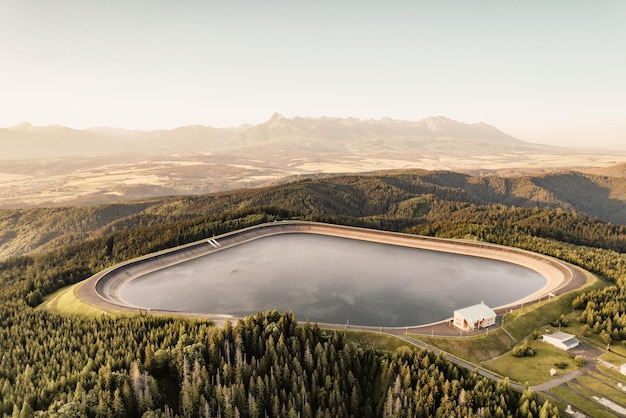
[415,269,604,383]
[39,282,118,317]
[485,338,578,386]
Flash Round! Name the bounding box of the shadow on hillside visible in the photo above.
[531,173,626,225]
[384,171,626,226]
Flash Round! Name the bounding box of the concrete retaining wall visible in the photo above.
[78,220,582,321]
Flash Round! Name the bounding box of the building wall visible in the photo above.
[544,338,566,350]
[453,313,468,331]
[542,335,579,350]
[481,316,496,328]
[453,312,496,331]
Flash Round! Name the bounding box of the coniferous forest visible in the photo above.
[2,170,626,416]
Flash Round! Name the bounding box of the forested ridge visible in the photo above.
[2,169,626,416]
[2,169,626,261]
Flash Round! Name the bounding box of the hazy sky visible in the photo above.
[1,1,625,147]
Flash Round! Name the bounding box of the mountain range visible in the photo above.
[0,114,587,159]
[1,114,626,208]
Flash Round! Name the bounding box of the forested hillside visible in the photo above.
[2,168,626,416]
[0,205,571,417]
[2,169,626,261]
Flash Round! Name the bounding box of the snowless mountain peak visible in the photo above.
[419,116,467,130]
[0,114,533,159]
[7,122,35,131]
[267,112,285,123]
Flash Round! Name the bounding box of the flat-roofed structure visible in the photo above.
[453,302,496,331]
[542,331,580,351]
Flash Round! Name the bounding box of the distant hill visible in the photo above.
[233,113,529,155]
[0,114,597,159]
[0,123,120,158]
[580,162,626,178]
[3,115,626,208]
[2,169,626,261]
[0,122,238,158]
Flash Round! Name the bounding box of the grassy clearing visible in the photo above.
[413,328,516,364]
[598,351,626,368]
[502,269,602,342]
[551,386,618,418]
[41,283,222,327]
[342,330,410,353]
[565,380,608,402]
[588,335,626,359]
[40,283,118,317]
[596,362,626,384]
[414,314,558,368]
[411,269,602,386]
[578,332,626,358]
[567,381,625,417]
[546,367,626,418]
[482,338,579,386]
[606,343,626,358]
[502,296,574,342]
[576,374,626,405]
[588,370,626,387]
[414,280,599,366]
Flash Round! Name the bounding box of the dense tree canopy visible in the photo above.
[3,170,626,416]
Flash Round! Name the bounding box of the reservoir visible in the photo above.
[118,233,546,327]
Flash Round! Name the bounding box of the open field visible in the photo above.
[483,337,580,386]
[0,154,297,207]
[549,365,626,418]
[2,149,626,208]
[410,328,517,364]
[412,273,599,364]
[410,271,626,417]
[341,330,410,353]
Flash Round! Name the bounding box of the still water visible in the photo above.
[119,233,546,327]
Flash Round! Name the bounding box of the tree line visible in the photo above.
[0,306,558,417]
[3,169,626,262]
[3,171,626,415]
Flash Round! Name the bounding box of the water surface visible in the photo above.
[119,233,546,326]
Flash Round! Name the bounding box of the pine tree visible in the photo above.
[18,401,34,418]
[112,388,126,418]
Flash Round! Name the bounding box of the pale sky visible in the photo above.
[1,1,625,147]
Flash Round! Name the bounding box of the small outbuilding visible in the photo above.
[453,302,497,331]
[542,331,580,351]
